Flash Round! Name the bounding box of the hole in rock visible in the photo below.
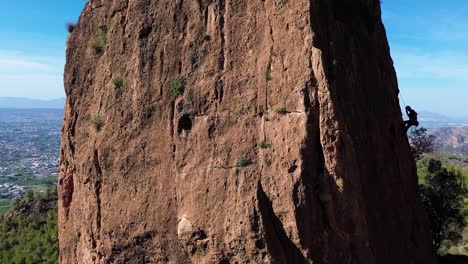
[288,165,298,173]
[255,239,265,249]
[178,114,193,133]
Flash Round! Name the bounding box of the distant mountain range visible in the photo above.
[400,110,468,156]
[0,97,65,109]
[415,110,468,129]
[417,110,450,120]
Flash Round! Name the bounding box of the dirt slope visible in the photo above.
[59,0,437,263]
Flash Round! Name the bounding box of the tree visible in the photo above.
[0,187,58,263]
[409,127,436,161]
[24,190,35,203]
[419,159,467,250]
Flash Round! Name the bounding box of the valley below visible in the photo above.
[0,109,61,212]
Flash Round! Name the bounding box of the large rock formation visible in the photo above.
[59,0,437,263]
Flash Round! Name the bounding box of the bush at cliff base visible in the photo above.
[0,187,58,263]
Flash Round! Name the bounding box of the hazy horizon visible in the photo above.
[2,96,468,120]
[0,97,65,109]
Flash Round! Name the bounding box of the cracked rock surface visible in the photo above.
[59,0,436,263]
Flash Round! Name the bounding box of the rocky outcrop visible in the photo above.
[59,0,437,263]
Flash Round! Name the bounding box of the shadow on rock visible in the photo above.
[257,182,309,264]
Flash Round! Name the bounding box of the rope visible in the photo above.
[399,92,407,108]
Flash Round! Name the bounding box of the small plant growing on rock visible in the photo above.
[170,77,184,96]
[257,141,272,149]
[98,29,107,45]
[88,29,107,53]
[112,76,124,88]
[66,22,76,33]
[263,68,272,81]
[274,107,287,115]
[72,232,81,245]
[260,110,270,121]
[90,113,104,132]
[89,38,103,53]
[236,155,250,167]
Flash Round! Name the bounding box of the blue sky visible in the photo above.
[0,1,466,117]
[382,0,468,117]
[0,0,87,99]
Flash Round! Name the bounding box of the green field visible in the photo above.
[0,200,12,213]
[0,175,57,186]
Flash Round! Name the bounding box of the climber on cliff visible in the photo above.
[401,105,419,135]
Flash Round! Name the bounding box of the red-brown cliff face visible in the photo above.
[59,0,437,263]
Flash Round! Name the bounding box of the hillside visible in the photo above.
[0,188,58,263]
[58,0,436,263]
[433,127,468,156]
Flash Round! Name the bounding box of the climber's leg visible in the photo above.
[401,121,411,135]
